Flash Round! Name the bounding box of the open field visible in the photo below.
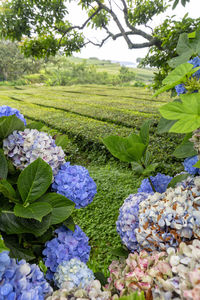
[0,84,183,271]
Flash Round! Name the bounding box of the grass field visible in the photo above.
[0,84,183,273]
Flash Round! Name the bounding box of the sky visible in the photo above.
[67,0,200,63]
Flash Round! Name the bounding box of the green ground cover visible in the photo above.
[0,84,183,273]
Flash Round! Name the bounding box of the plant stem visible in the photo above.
[148,177,156,193]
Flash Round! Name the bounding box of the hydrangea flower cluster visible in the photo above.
[152,239,200,299]
[46,280,111,300]
[54,258,94,289]
[0,251,10,281]
[135,176,200,251]
[43,225,91,280]
[138,173,173,194]
[3,129,65,175]
[105,250,171,298]
[183,155,200,175]
[175,56,200,95]
[0,251,52,299]
[52,162,97,208]
[0,105,26,125]
[116,193,149,251]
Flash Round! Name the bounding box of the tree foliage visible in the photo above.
[0,0,195,82]
[0,40,43,81]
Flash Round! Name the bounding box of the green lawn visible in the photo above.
[0,84,183,273]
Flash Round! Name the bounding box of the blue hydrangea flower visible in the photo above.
[0,105,26,125]
[189,56,200,78]
[0,253,52,299]
[54,258,94,289]
[116,193,149,251]
[138,173,173,194]
[3,129,65,175]
[175,83,187,96]
[183,156,200,175]
[0,251,10,281]
[52,162,97,208]
[43,225,91,280]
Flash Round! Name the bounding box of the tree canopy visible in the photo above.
[0,0,198,85]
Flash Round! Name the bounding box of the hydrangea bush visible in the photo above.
[43,225,91,280]
[0,250,52,299]
[52,162,97,208]
[3,128,65,175]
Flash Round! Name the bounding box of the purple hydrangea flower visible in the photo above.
[183,155,200,175]
[52,162,97,208]
[116,193,149,251]
[175,83,187,96]
[138,173,173,194]
[54,258,94,289]
[0,252,52,299]
[43,225,91,280]
[3,129,65,175]
[0,105,26,125]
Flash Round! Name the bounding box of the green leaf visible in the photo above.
[159,93,200,133]
[0,235,9,253]
[63,216,76,231]
[0,115,25,140]
[94,272,107,286]
[40,193,74,225]
[103,134,145,162]
[0,212,51,237]
[142,163,159,176]
[140,120,151,145]
[173,133,197,158]
[153,63,200,97]
[0,150,8,179]
[167,173,189,188]
[119,292,145,300]
[26,121,44,130]
[131,162,144,175]
[55,134,69,149]
[0,179,17,202]
[157,117,177,134]
[111,246,129,258]
[193,160,200,168]
[14,202,52,222]
[3,236,35,261]
[17,158,53,205]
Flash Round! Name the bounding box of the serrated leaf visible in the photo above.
[131,162,144,175]
[0,179,17,202]
[0,212,51,237]
[167,173,189,188]
[103,134,145,162]
[0,235,9,253]
[63,216,76,231]
[111,247,129,257]
[173,133,197,158]
[3,236,35,261]
[40,193,74,225]
[17,158,52,205]
[14,202,52,222]
[0,115,25,140]
[142,163,159,176]
[193,160,200,168]
[163,63,194,85]
[0,150,8,179]
[140,120,151,145]
[157,117,177,134]
[26,121,44,130]
[55,134,69,149]
[159,93,200,133]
